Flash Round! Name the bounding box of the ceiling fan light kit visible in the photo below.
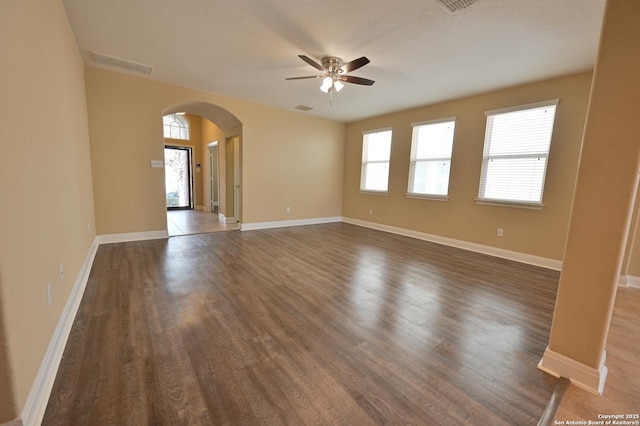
[286,54,374,98]
[320,76,344,93]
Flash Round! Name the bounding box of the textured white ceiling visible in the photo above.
[61,0,606,123]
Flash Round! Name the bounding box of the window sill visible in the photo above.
[476,199,544,210]
[360,190,389,196]
[406,193,449,202]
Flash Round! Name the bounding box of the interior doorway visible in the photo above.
[164,145,193,210]
[162,102,242,236]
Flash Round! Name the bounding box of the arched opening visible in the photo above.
[162,102,243,236]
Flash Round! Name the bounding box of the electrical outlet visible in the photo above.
[369,208,373,215]
[47,283,53,307]
[497,228,504,237]
[286,206,291,213]
[59,264,65,282]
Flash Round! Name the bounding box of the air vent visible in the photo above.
[435,0,478,14]
[294,105,314,111]
[91,52,153,75]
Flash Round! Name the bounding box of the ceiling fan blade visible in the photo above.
[343,56,370,73]
[285,76,322,80]
[298,55,324,71]
[342,75,375,86]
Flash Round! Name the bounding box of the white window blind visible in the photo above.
[163,114,190,140]
[361,129,392,192]
[408,118,456,197]
[478,100,558,205]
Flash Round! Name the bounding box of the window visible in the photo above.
[163,113,190,140]
[478,100,558,206]
[360,129,392,192]
[407,118,456,198]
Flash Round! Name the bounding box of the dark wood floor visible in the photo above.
[43,223,560,425]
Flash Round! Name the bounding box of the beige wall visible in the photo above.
[343,72,594,261]
[86,67,345,235]
[629,214,640,277]
[622,188,640,277]
[187,114,204,208]
[0,0,96,421]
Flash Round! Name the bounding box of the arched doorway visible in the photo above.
[162,102,243,236]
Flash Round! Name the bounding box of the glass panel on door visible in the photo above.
[164,146,193,209]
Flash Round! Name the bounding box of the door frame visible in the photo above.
[164,144,194,210]
[207,142,219,214]
[233,137,240,222]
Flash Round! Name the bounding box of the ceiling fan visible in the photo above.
[286,55,375,93]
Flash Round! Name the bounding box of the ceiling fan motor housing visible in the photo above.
[321,57,344,74]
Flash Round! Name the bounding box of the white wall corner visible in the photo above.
[20,238,100,426]
[96,230,169,244]
[538,347,608,395]
[342,217,562,271]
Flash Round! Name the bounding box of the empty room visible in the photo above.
[1,0,639,425]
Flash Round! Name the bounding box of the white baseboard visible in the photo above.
[342,217,562,270]
[538,347,608,395]
[241,216,343,231]
[218,213,238,224]
[619,275,629,287]
[627,275,640,289]
[19,238,100,426]
[96,230,168,244]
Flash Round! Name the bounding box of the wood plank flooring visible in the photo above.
[43,223,561,425]
[553,286,640,423]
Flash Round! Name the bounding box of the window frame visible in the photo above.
[406,117,456,200]
[476,99,559,209]
[360,128,393,194]
[163,113,190,140]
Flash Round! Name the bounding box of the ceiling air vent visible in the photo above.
[434,0,478,14]
[91,52,153,75]
[294,105,314,111]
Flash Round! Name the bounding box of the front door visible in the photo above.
[164,145,193,210]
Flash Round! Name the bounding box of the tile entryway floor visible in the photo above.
[167,210,240,236]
